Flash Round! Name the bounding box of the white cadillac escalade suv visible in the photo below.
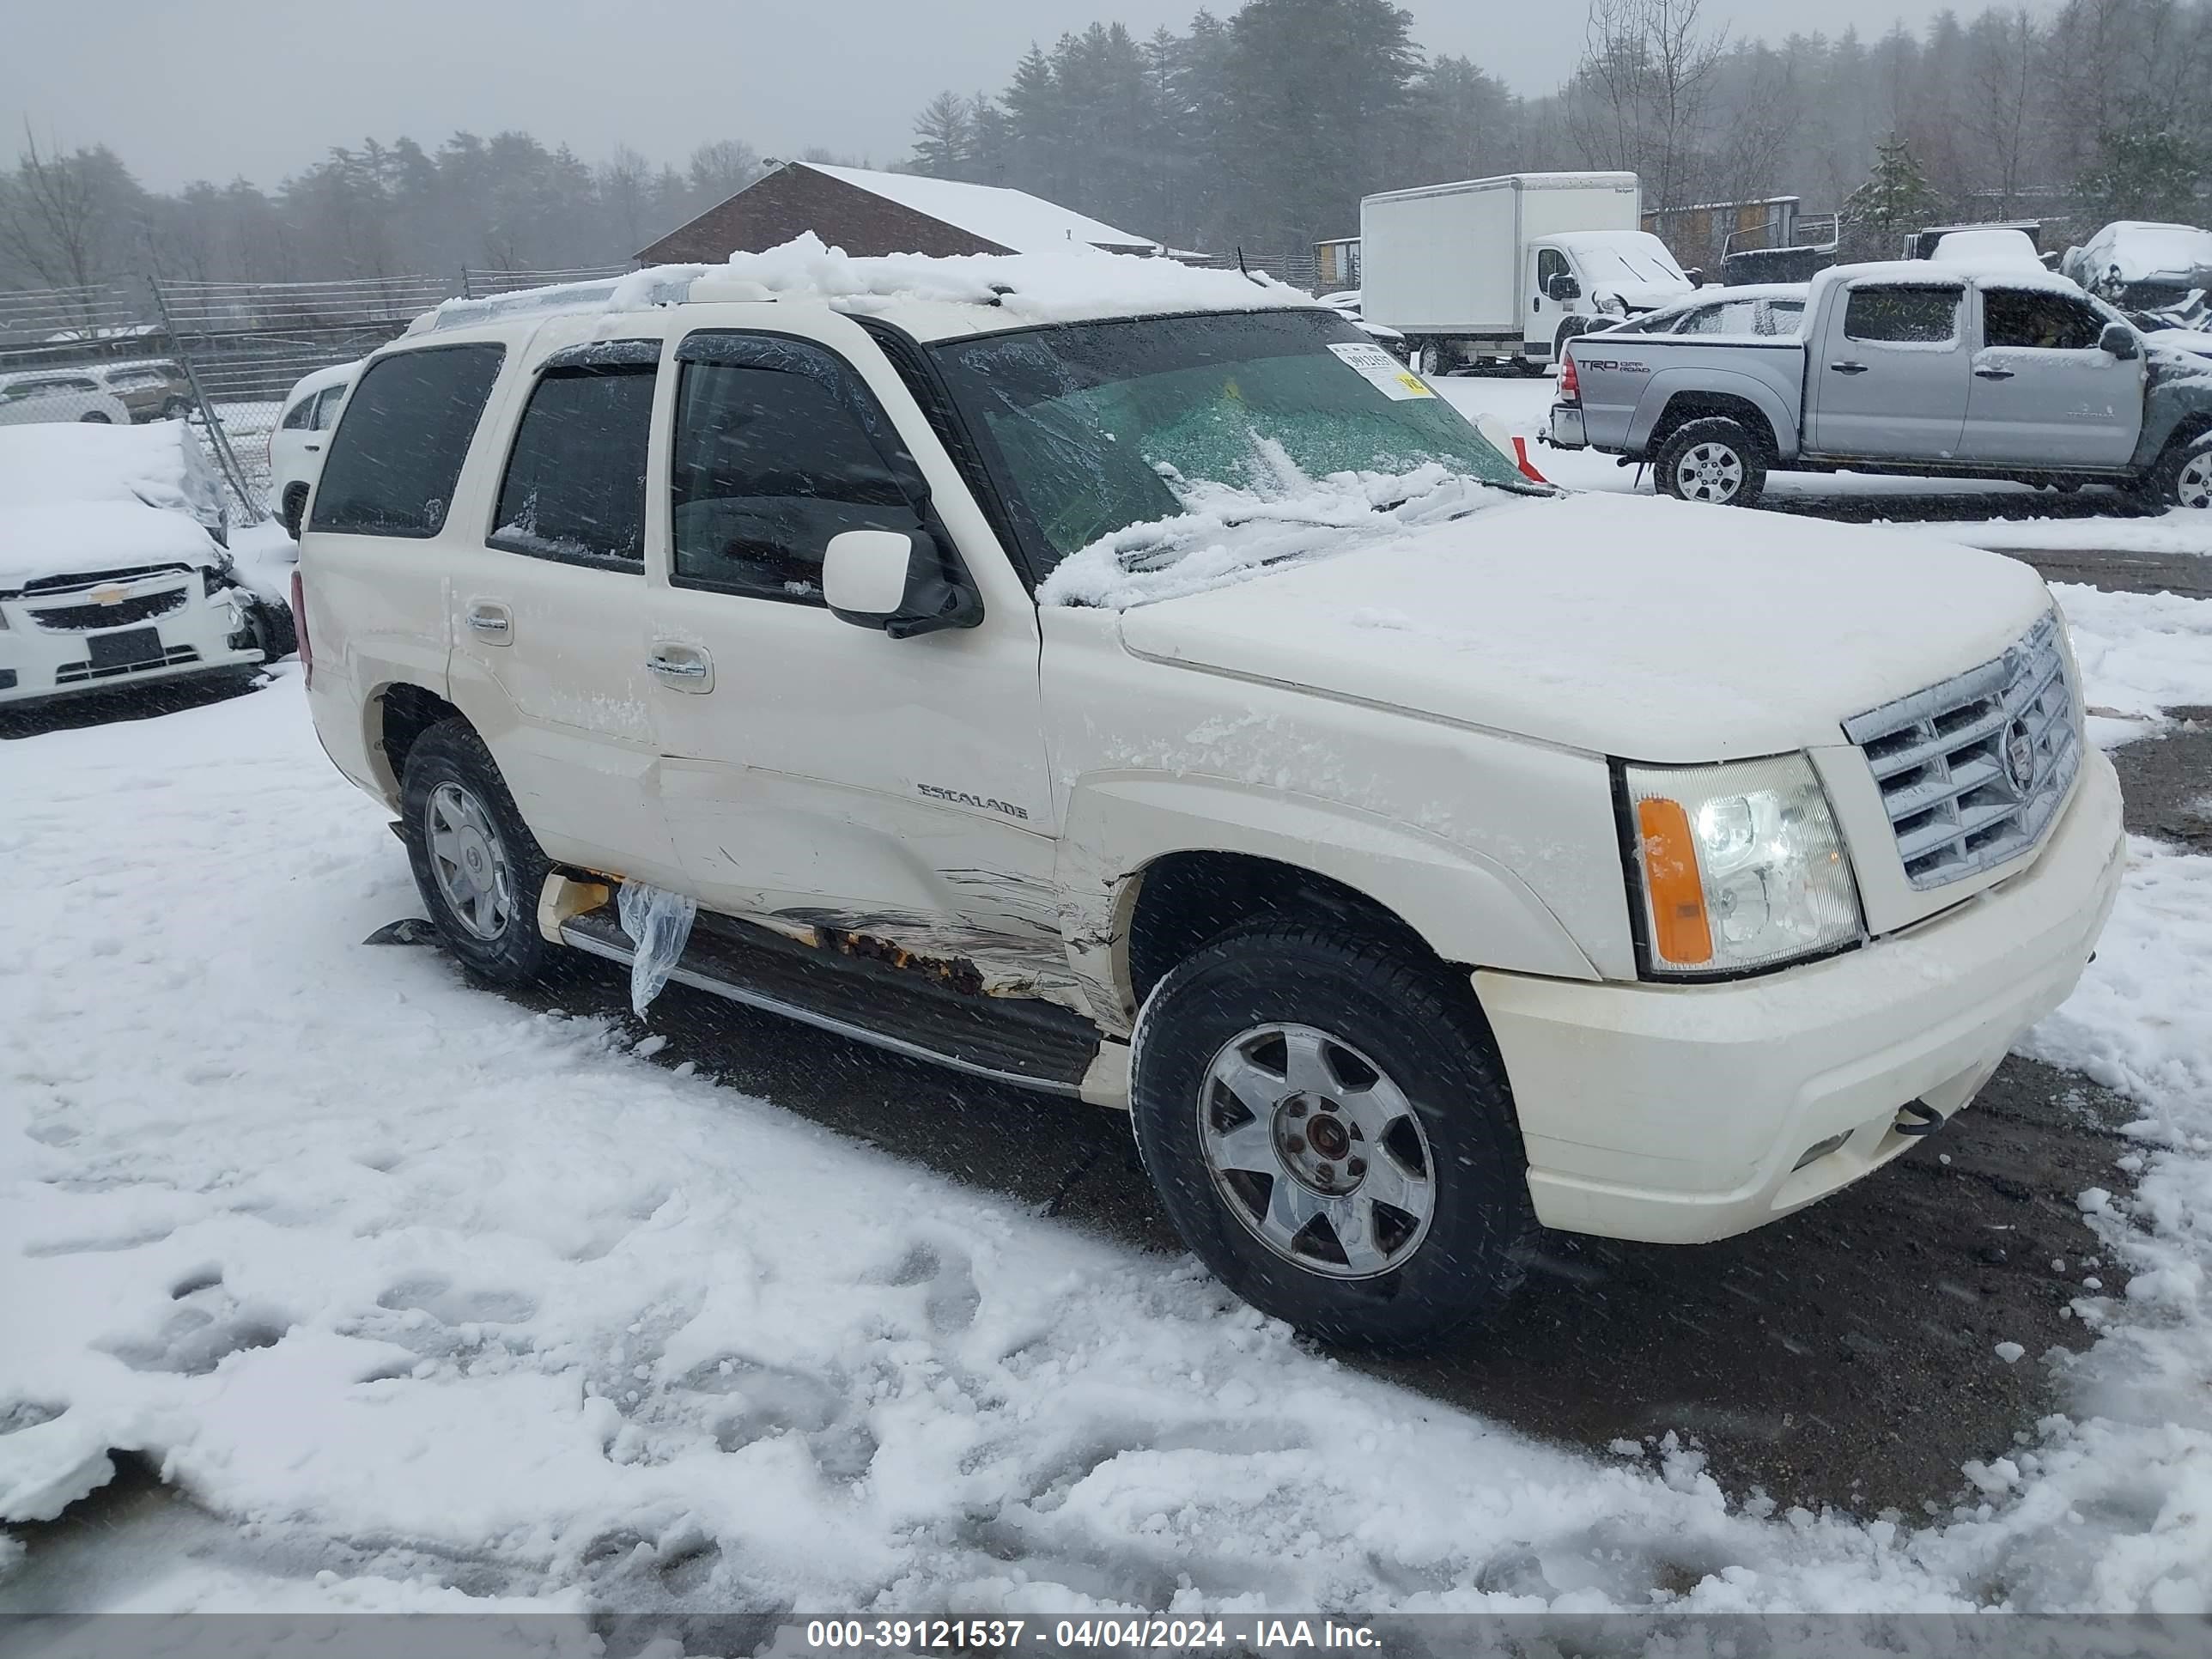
[296,245,2124,1347]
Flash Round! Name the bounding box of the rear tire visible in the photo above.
[1655,416,1770,507]
[78,411,112,424]
[281,484,309,541]
[400,719,557,985]
[1131,921,1536,1350]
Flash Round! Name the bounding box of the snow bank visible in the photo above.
[2051,584,2212,736]
[1034,458,1511,609]
[428,234,1313,337]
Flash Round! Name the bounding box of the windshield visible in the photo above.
[1569,237,1688,294]
[931,309,1537,591]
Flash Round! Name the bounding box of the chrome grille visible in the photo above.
[1843,611,2081,890]
[30,586,189,631]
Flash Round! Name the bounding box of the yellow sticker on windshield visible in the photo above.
[1328,341,1436,400]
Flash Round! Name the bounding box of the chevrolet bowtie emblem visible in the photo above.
[89,583,133,605]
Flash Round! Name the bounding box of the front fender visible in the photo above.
[1054,770,1601,1036]
[1626,367,1802,459]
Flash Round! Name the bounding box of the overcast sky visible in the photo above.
[4,0,1971,192]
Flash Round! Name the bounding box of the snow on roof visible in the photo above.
[1810,259,2082,301]
[2093,222,2212,283]
[1929,226,2045,272]
[421,234,1319,342]
[802,163,1158,254]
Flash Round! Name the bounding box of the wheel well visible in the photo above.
[1124,851,1431,1006]
[374,683,462,792]
[1649,394,1778,456]
[2162,414,2212,459]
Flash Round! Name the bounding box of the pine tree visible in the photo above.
[1841,133,1942,258]
[2075,121,2206,227]
[909,92,976,179]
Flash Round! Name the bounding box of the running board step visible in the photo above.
[560,906,1100,1097]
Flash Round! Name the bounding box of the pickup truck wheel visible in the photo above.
[1655,416,1768,507]
[2157,433,2212,510]
[400,720,556,984]
[1130,921,1535,1349]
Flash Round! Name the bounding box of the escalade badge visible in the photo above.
[2002,720,2039,794]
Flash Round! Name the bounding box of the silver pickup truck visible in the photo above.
[1547,261,2212,509]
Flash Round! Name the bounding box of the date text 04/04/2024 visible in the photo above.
[799,1618,1382,1650]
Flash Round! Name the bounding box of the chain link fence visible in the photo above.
[1,267,633,530]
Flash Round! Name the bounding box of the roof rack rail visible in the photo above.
[409,268,705,336]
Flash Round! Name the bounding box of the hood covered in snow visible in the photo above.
[0,420,226,589]
[1113,491,2056,763]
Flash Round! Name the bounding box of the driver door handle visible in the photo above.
[464,601,512,644]
[1974,365,2015,380]
[647,644,714,693]
[1829,361,1869,374]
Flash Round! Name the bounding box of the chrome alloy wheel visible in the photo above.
[1674,441,1745,502]
[1196,1023,1437,1279]
[2179,448,2212,511]
[425,780,514,940]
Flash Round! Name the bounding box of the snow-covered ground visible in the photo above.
[3,601,2211,1616]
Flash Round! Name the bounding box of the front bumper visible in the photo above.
[0,576,263,707]
[1547,404,1587,448]
[1476,747,2125,1243]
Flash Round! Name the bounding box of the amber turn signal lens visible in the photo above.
[1637,798,1713,966]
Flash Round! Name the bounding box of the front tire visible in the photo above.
[1655,416,1770,507]
[400,719,556,984]
[2152,431,2212,510]
[1131,921,1536,1349]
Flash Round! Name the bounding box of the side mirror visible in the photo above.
[1547,273,1582,302]
[2100,322,2141,361]
[823,528,982,640]
[1682,267,1707,288]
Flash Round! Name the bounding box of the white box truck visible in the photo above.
[1360,172,1695,374]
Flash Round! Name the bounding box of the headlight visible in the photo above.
[1622,753,1863,976]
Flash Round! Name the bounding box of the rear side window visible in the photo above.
[1982,289,2105,351]
[669,334,923,605]
[311,384,348,429]
[311,344,506,538]
[491,362,657,567]
[281,396,316,430]
[1844,287,1960,344]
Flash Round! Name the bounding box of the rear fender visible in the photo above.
[1627,368,1801,460]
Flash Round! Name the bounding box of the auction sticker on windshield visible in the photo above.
[1328,340,1435,400]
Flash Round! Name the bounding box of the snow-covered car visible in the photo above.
[0,422,280,708]
[1602,283,1808,337]
[2063,221,2212,317]
[1313,289,1411,361]
[297,243,2123,1346]
[268,361,356,539]
[1926,226,2047,274]
[0,370,131,427]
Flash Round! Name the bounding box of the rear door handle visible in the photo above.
[464,602,513,644]
[303,442,322,453]
[647,644,714,692]
[1829,361,1869,374]
[1974,366,2015,380]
